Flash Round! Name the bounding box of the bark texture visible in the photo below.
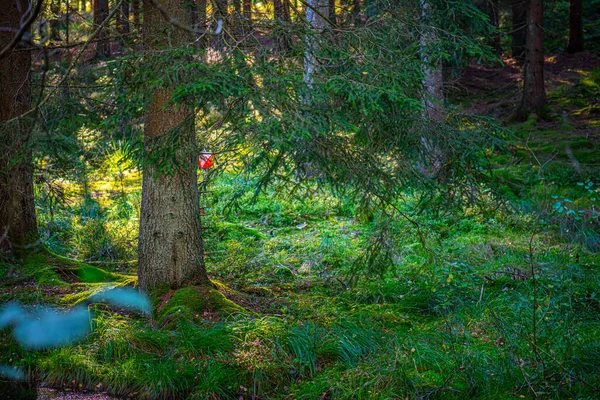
[511,0,526,62]
[519,0,546,116]
[566,0,584,53]
[303,0,329,88]
[94,0,111,57]
[138,0,208,290]
[0,0,38,253]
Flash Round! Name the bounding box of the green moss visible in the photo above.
[215,221,267,240]
[22,253,69,287]
[157,285,247,328]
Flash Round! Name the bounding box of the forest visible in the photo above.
[0,0,599,398]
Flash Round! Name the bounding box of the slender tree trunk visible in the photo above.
[139,0,208,290]
[190,0,207,46]
[0,0,39,254]
[511,0,526,62]
[231,0,242,37]
[481,0,501,55]
[303,0,328,89]
[94,0,111,57]
[243,0,252,27]
[118,0,130,36]
[566,0,584,53]
[419,0,445,177]
[50,0,61,40]
[274,0,290,49]
[351,0,360,25]
[213,0,228,49]
[232,0,241,14]
[282,0,290,22]
[519,0,546,116]
[132,0,142,31]
[420,0,443,121]
[328,0,335,26]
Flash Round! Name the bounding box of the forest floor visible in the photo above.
[1,53,600,399]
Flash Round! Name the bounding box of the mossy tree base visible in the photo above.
[154,283,249,329]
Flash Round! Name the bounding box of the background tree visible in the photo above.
[0,0,38,254]
[566,0,584,53]
[132,0,142,29]
[118,0,130,36]
[137,0,208,290]
[94,0,111,57]
[519,0,546,117]
[303,0,329,88]
[511,0,526,62]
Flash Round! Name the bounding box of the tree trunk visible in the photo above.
[0,0,39,254]
[133,0,142,29]
[243,0,252,27]
[328,0,335,26]
[94,0,111,57]
[419,0,445,179]
[274,0,290,49]
[519,0,546,116]
[481,0,501,55]
[351,0,360,25]
[190,0,207,46]
[118,0,130,36]
[138,0,208,290]
[420,0,443,121]
[213,0,228,49]
[511,0,526,62]
[566,0,584,53]
[303,0,328,89]
[50,0,61,41]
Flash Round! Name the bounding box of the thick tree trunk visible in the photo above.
[511,0,526,62]
[118,0,130,36]
[139,0,208,290]
[566,0,584,53]
[0,0,39,254]
[94,0,111,57]
[518,0,546,117]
